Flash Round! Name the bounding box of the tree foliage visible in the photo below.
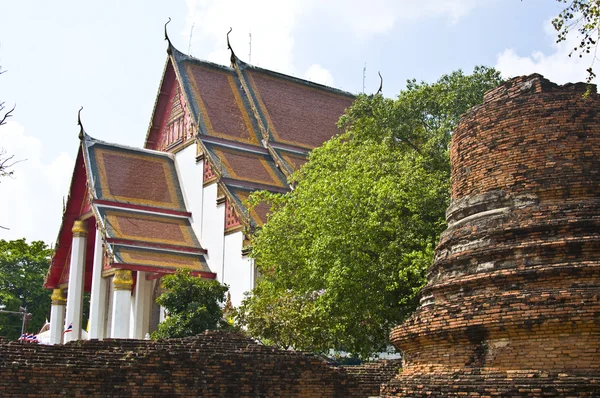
[0,239,52,340]
[236,67,503,359]
[553,0,600,82]
[151,269,229,339]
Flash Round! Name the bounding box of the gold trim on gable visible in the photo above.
[93,147,180,209]
[104,210,198,248]
[116,248,206,272]
[245,71,351,150]
[213,148,284,188]
[184,63,258,145]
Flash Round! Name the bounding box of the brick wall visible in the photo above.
[0,331,392,397]
[383,74,600,397]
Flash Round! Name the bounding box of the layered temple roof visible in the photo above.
[145,40,355,228]
[47,33,355,289]
[45,133,213,290]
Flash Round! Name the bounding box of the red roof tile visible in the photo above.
[204,143,287,189]
[245,69,354,149]
[183,62,261,144]
[86,141,187,212]
[98,207,201,250]
[112,245,211,274]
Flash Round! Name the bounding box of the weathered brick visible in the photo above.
[383,74,600,397]
[0,331,399,397]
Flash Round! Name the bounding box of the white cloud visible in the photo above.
[496,18,598,84]
[0,121,74,244]
[304,64,335,86]
[184,0,485,73]
[185,0,307,74]
[317,0,483,39]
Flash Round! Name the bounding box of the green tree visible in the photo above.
[553,0,600,82]
[236,67,503,359]
[151,269,229,339]
[0,239,52,340]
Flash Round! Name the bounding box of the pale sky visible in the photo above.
[0,0,595,245]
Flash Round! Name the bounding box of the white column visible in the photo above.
[88,227,106,339]
[49,288,66,345]
[110,269,133,338]
[132,271,152,339]
[129,294,136,339]
[64,220,87,342]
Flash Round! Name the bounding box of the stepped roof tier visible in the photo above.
[45,132,213,290]
[144,36,355,228]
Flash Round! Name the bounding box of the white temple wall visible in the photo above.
[223,231,255,307]
[174,144,204,238]
[104,276,113,338]
[201,183,225,282]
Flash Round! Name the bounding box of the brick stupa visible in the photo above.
[382,75,600,397]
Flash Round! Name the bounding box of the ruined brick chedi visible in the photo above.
[383,75,600,396]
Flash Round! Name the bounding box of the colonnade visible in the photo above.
[48,219,157,344]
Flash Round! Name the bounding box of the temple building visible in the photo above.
[43,31,355,342]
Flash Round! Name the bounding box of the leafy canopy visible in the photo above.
[151,269,229,339]
[553,0,600,82]
[0,239,52,340]
[236,67,503,359]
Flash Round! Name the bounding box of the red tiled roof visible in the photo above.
[97,207,201,251]
[182,60,262,145]
[274,148,310,174]
[85,140,187,212]
[204,142,288,189]
[244,69,354,149]
[47,133,212,291]
[227,186,273,227]
[112,245,211,274]
[144,44,356,230]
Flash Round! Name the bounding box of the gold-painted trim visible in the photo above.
[102,268,117,278]
[93,147,180,209]
[245,71,351,150]
[117,248,206,271]
[72,220,88,236]
[224,224,244,235]
[213,148,284,188]
[184,63,259,145]
[216,185,226,205]
[104,209,197,248]
[113,269,133,291]
[169,138,195,155]
[51,288,66,305]
[228,74,259,144]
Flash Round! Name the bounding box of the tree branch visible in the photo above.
[0,103,15,126]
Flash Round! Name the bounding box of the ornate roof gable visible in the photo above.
[145,36,356,229]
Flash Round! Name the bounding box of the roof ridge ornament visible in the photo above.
[376,72,383,95]
[77,106,85,140]
[164,17,172,49]
[227,27,237,67]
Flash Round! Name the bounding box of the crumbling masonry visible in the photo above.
[1,75,598,397]
[382,74,600,396]
[0,332,399,397]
